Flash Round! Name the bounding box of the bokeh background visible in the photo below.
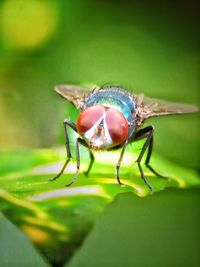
[0,0,199,171]
[0,1,200,266]
[0,0,200,169]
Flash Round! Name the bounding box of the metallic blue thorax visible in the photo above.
[84,86,136,134]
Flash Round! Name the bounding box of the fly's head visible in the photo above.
[76,105,129,150]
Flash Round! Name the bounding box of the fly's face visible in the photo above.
[76,105,129,150]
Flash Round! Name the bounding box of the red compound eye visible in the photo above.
[105,108,129,146]
[77,105,105,135]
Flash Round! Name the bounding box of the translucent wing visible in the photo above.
[54,84,98,109]
[136,94,199,120]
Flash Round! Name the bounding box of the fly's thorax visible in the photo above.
[76,105,129,150]
[84,86,136,124]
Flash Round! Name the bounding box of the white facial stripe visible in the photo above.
[84,110,113,148]
[103,115,112,144]
[84,113,104,141]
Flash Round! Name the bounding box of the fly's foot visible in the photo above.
[84,170,90,177]
[146,164,169,180]
[137,161,154,193]
[65,181,73,187]
[116,175,126,187]
[48,175,60,182]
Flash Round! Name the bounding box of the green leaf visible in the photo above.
[0,214,49,267]
[0,148,199,266]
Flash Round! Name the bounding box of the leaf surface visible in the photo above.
[0,148,199,266]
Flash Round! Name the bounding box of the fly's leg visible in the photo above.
[145,129,168,179]
[50,118,94,185]
[116,141,128,185]
[134,125,169,193]
[65,137,81,186]
[76,138,95,176]
[84,149,94,175]
[49,119,76,182]
[134,126,155,192]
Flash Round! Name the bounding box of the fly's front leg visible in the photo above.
[65,137,82,186]
[49,119,76,182]
[116,141,128,185]
[84,150,94,176]
[65,138,95,186]
[78,138,95,176]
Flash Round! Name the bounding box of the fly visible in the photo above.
[50,84,198,192]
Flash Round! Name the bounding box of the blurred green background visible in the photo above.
[0,0,199,170]
[0,1,199,266]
